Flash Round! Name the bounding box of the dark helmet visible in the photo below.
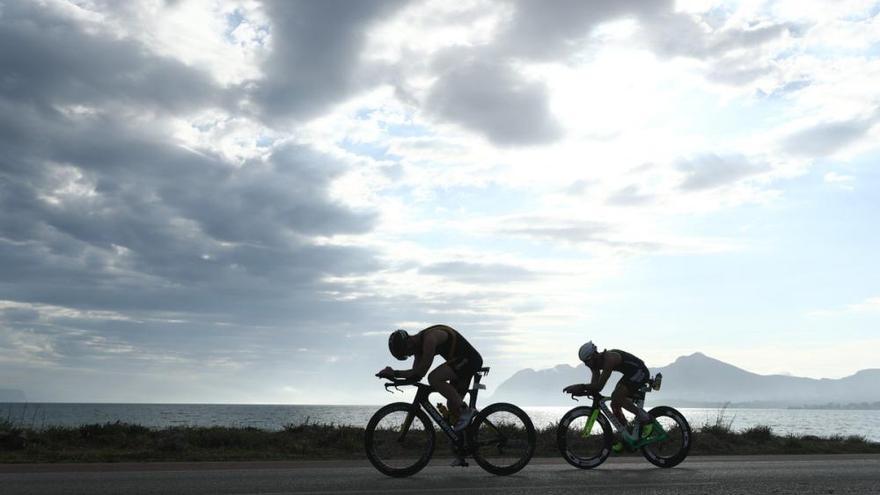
[579,341,597,363]
[388,329,410,360]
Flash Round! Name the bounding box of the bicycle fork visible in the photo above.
[397,409,416,442]
[581,409,600,438]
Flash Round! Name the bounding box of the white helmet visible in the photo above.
[578,341,597,363]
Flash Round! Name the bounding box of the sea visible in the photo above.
[3,403,880,442]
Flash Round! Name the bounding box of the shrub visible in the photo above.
[742,425,773,443]
[784,435,803,449]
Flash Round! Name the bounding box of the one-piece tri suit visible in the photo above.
[608,349,650,393]
[418,325,483,395]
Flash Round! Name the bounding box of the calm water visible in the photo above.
[3,403,879,441]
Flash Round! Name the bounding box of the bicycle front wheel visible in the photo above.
[469,402,535,475]
[364,402,435,477]
[556,406,614,469]
[640,405,691,468]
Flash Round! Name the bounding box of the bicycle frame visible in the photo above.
[581,385,669,448]
[390,367,490,447]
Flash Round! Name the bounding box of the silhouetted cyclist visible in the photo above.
[378,325,483,434]
[563,341,654,452]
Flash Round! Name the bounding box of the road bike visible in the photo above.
[365,367,536,477]
[557,372,691,468]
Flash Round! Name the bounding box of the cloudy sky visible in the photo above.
[1,0,878,404]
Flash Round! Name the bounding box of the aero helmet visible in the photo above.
[388,329,410,360]
[578,341,598,363]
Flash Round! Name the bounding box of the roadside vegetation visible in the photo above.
[0,418,364,462]
[2,414,878,463]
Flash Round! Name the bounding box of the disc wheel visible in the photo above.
[364,402,435,477]
[469,402,536,475]
[556,406,614,469]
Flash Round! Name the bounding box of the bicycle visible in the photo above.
[365,367,536,477]
[557,372,691,469]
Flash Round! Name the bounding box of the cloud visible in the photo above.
[497,0,670,60]
[808,296,880,317]
[494,216,666,252]
[498,1,793,73]
[783,114,879,158]
[0,1,551,401]
[497,217,612,244]
[0,0,393,391]
[249,0,409,122]
[2,0,878,401]
[0,115,381,318]
[647,17,792,60]
[758,79,812,99]
[823,171,855,191]
[0,1,226,113]
[406,0,796,145]
[677,154,770,191]
[425,53,563,146]
[606,185,654,206]
[419,260,536,283]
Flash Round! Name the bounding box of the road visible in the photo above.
[2,455,878,495]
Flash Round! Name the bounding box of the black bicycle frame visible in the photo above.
[414,384,461,442]
[592,395,626,432]
[390,367,490,445]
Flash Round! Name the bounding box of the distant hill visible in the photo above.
[490,352,880,407]
[0,389,27,402]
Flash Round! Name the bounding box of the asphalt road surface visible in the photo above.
[2,455,878,495]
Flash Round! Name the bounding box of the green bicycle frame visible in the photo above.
[593,396,671,449]
[623,420,669,449]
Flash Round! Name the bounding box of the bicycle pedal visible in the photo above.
[449,458,469,467]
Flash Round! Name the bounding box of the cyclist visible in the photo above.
[563,341,654,452]
[377,324,483,433]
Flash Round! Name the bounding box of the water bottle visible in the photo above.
[437,403,450,422]
[652,372,663,391]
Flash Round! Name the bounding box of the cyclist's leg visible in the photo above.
[428,363,464,417]
[610,380,630,425]
[453,355,481,406]
[612,380,652,425]
[428,364,470,466]
[609,381,633,451]
[450,357,482,432]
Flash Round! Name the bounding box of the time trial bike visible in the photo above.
[557,372,691,468]
[365,367,536,477]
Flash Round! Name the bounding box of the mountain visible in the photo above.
[490,352,880,407]
[0,389,27,402]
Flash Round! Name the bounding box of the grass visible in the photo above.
[686,414,879,455]
[1,413,878,463]
[0,420,365,463]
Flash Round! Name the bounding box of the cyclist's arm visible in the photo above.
[587,367,601,389]
[394,331,440,380]
[592,351,621,391]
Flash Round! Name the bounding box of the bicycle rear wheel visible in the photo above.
[364,402,435,477]
[469,402,535,475]
[640,405,691,468]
